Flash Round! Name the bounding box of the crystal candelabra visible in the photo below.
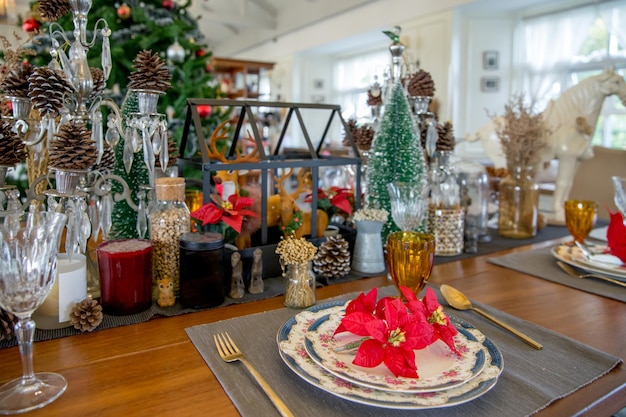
[0,0,169,257]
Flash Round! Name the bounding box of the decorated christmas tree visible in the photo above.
[364,28,429,240]
[19,0,223,150]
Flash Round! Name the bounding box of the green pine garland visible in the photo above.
[365,80,429,240]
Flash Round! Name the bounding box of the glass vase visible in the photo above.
[498,165,539,238]
[284,262,316,309]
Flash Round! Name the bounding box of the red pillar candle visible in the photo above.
[97,239,153,315]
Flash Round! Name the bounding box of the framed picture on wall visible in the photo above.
[482,51,499,70]
[481,76,500,92]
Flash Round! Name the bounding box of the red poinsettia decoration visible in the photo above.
[191,193,257,233]
[305,187,353,216]
[606,210,626,263]
[333,287,459,378]
[401,287,460,355]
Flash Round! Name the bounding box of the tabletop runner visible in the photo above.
[186,285,621,417]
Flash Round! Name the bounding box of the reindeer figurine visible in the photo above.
[274,168,328,239]
[207,119,260,200]
[204,119,328,243]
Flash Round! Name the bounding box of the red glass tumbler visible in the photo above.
[97,239,153,315]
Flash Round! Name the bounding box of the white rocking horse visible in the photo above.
[468,69,626,223]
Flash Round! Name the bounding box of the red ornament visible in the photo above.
[197,105,212,118]
[205,62,214,73]
[195,49,206,58]
[22,17,41,33]
[117,3,132,20]
[162,0,174,9]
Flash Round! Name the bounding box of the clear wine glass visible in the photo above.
[387,181,428,231]
[0,210,68,414]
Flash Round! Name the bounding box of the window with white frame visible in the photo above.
[520,2,626,149]
[332,48,388,124]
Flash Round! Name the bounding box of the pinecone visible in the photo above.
[49,120,98,170]
[127,50,172,92]
[313,234,351,279]
[0,308,17,341]
[28,67,72,118]
[70,298,103,332]
[405,69,436,97]
[89,67,106,104]
[343,119,375,150]
[1,63,33,98]
[92,144,115,172]
[436,121,455,151]
[366,88,383,106]
[0,120,25,165]
[39,0,71,21]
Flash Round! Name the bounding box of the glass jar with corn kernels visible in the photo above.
[150,177,190,301]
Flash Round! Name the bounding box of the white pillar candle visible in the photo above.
[33,254,87,330]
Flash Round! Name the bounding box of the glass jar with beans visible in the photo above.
[150,177,190,300]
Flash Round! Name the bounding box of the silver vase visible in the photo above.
[351,220,386,274]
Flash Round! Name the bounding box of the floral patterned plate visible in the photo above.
[277,301,504,410]
[304,311,486,393]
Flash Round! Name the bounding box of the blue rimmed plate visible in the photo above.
[276,301,504,410]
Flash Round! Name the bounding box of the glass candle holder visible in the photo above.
[97,239,153,315]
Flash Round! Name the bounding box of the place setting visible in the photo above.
[551,199,626,288]
[487,196,626,302]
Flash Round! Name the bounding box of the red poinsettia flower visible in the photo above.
[190,193,257,233]
[402,287,460,356]
[305,187,354,216]
[606,210,626,263]
[334,286,460,378]
[333,288,378,335]
[348,297,434,378]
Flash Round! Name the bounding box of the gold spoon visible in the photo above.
[439,284,543,350]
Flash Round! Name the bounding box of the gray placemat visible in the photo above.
[185,286,622,417]
[488,247,626,303]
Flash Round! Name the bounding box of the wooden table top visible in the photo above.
[1,237,624,417]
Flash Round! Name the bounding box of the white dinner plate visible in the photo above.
[552,244,626,281]
[277,301,504,410]
[304,311,486,393]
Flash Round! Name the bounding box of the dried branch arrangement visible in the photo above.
[490,95,550,168]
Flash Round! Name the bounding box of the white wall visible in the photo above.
[457,16,514,137]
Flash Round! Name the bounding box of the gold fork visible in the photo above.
[214,332,295,417]
[556,261,626,288]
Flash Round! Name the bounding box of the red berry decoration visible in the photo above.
[197,105,211,118]
[162,0,174,9]
[117,3,132,20]
[22,17,41,33]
